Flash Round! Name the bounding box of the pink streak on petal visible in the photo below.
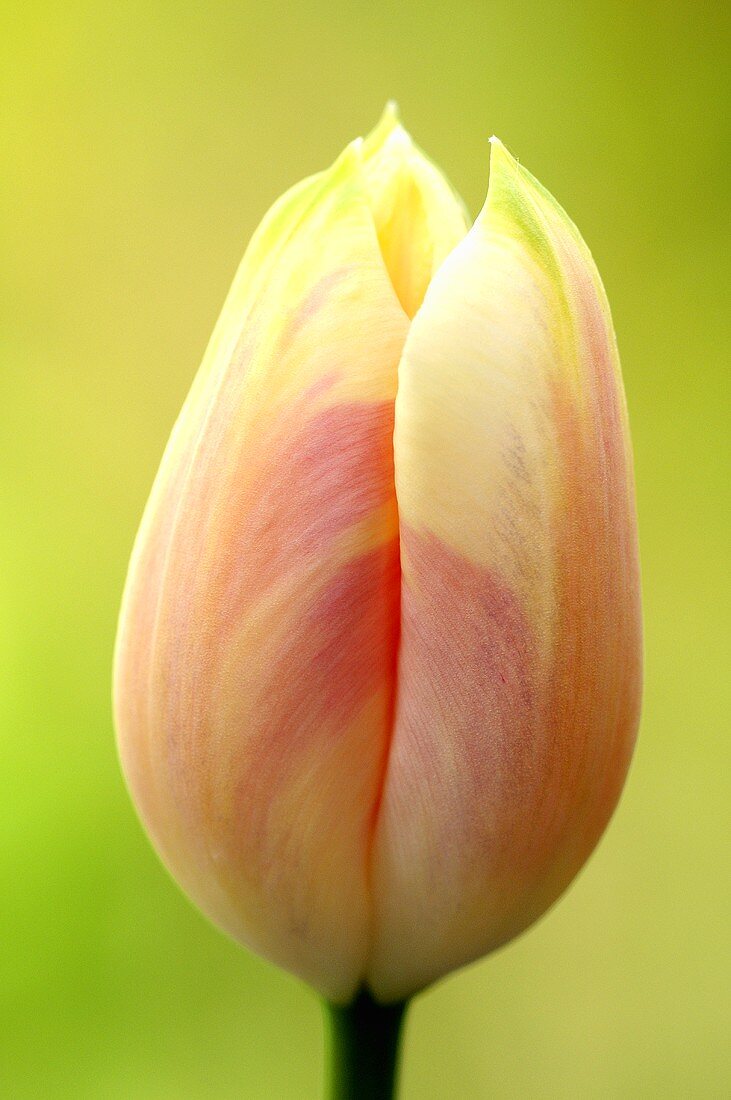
[235,539,401,851]
[151,390,398,777]
[217,395,397,619]
[390,525,547,876]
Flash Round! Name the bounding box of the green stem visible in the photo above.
[325,989,409,1100]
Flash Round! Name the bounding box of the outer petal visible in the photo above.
[114,143,410,1003]
[368,139,642,1001]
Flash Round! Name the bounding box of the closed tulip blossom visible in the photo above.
[114,105,642,1097]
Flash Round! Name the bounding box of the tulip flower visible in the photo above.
[114,104,641,1098]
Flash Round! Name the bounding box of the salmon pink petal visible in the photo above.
[114,141,410,1003]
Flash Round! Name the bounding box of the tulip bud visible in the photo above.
[114,106,641,1006]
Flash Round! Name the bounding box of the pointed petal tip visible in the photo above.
[382,99,401,125]
[363,101,411,159]
[475,134,524,225]
[488,135,519,175]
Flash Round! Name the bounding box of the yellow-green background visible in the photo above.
[2,1,729,1096]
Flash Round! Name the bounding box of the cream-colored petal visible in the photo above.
[368,138,642,1001]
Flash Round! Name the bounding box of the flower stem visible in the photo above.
[325,989,409,1100]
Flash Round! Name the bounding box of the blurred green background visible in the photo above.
[2,1,729,1096]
